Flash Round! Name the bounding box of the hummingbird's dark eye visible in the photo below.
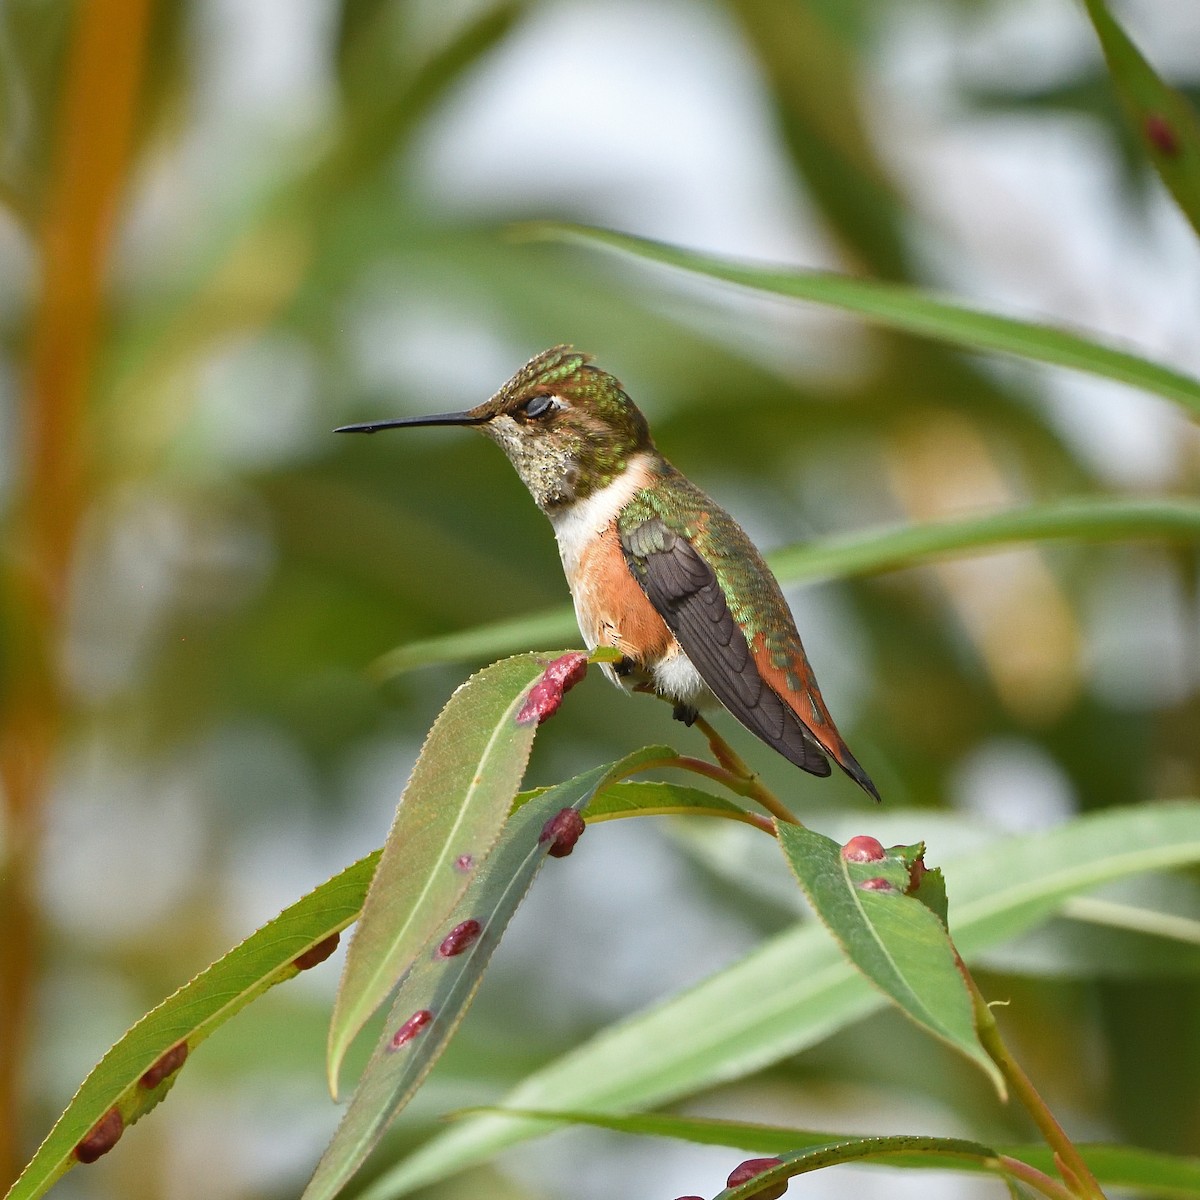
[522,394,555,420]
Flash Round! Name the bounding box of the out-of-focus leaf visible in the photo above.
[522,224,1200,416]
[777,827,1001,1091]
[1083,0,1200,238]
[729,0,910,279]
[4,852,379,1200]
[373,605,578,679]
[372,497,1200,675]
[328,653,572,1094]
[1063,895,1200,947]
[0,0,73,221]
[303,750,656,1200]
[466,1107,1200,1195]
[363,800,1200,1198]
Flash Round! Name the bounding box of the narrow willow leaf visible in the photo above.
[303,758,629,1200]
[585,780,753,824]
[365,800,1200,1199]
[4,852,379,1200]
[371,498,1200,676]
[777,827,1002,1093]
[1083,0,1200,238]
[467,1107,1200,1195]
[327,652,571,1094]
[521,224,1200,416]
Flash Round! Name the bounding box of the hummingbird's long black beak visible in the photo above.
[333,410,490,434]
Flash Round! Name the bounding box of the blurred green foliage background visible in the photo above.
[1,1,1198,1198]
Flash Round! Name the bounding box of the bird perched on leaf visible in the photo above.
[337,346,879,802]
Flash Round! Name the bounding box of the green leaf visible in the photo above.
[776,828,1000,1092]
[520,223,1200,417]
[1083,0,1200,239]
[4,852,379,1200]
[327,652,573,1094]
[585,779,754,825]
[463,1107,1200,1195]
[303,752,650,1200]
[372,498,1200,675]
[364,800,1200,1198]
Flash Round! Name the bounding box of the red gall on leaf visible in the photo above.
[858,877,895,892]
[539,807,586,857]
[139,1041,188,1090]
[454,853,474,872]
[74,1108,124,1164]
[516,652,589,725]
[1145,113,1180,156]
[437,919,483,958]
[293,932,340,971]
[390,1009,433,1050]
[840,834,885,862]
[727,1156,787,1199]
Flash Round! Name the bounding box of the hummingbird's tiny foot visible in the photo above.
[613,656,635,677]
[672,703,699,727]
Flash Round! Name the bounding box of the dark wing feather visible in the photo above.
[623,520,831,778]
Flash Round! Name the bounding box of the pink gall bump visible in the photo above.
[139,1041,188,1090]
[390,1009,433,1050]
[727,1156,787,1199]
[516,652,589,725]
[1145,113,1180,156]
[858,877,895,893]
[294,932,340,971]
[840,835,885,863]
[437,919,483,958]
[539,807,586,858]
[453,853,474,872]
[74,1108,124,1164]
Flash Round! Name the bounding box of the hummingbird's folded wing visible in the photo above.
[621,520,832,779]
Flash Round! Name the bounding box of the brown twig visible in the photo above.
[691,714,800,826]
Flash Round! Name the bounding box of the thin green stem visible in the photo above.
[691,715,800,826]
[969,978,1107,1200]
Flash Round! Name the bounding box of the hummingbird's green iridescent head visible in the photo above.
[335,346,655,511]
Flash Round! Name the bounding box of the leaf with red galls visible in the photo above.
[777,823,1004,1095]
[727,1156,787,1199]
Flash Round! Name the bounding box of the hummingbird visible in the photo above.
[336,346,879,801]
